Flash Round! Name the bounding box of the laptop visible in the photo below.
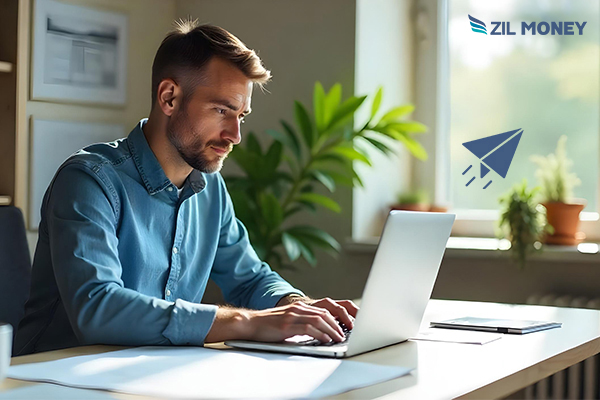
[226,210,456,358]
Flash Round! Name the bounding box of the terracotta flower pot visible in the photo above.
[429,205,448,213]
[390,203,430,212]
[542,201,585,245]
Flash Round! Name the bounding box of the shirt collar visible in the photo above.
[128,119,206,195]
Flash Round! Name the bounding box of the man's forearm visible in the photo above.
[205,296,312,343]
[204,306,253,343]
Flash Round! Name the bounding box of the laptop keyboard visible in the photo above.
[295,323,352,347]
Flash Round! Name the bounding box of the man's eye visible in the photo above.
[216,108,226,115]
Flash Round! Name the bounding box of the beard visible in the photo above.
[166,106,232,174]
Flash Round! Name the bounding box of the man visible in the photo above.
[14,21,358,356]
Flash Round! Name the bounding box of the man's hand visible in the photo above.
[277,295,359,331]
[246,298,359,343]
[204,297,359,344]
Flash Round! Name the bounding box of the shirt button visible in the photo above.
[166,289,171,296]
[167,187,173,192]
[172,246,178,254]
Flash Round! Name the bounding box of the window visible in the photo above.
[448,0,599,213]
[352,0,600,242]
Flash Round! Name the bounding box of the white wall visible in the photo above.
[174,0,364,299]
[21,0,177,257]
[353,0,416,240]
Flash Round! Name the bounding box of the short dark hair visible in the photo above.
[151,19,271,107]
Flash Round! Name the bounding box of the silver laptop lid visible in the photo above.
[346,211,455,357]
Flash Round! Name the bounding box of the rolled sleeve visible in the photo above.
[162,299,218,345]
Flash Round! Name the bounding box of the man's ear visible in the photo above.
[156,79,182,117]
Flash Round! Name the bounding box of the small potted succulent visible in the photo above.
[391,189,430,212]
[530,135,584,245]
[497,179,551,269]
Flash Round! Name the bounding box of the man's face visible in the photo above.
[167,57,253,174]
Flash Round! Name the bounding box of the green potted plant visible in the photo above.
[530,135,585,245]
[391,189,430,212]
[225,82,428,268]
[497,179,551,269]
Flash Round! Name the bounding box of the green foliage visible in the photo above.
[496,179,552,269]
[225,83,428,268]
[396,189,430,205]
[530,135,581,203]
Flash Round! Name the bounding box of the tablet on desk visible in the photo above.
[430,317,562,334]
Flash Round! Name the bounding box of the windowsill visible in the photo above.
[346,236,600,263]
[453,209,599,222]
[449,209,600,243]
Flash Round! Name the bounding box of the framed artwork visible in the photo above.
[32,0,128,105]
[29,118,125,230]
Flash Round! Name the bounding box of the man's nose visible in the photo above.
[222,119,242,145]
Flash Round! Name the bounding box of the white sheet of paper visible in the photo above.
[0,383,118,399]
[7,346,412,399]
[410,328,502,345]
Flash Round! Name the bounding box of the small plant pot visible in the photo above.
[429,205,448,213]
[390,203,430,212]
[542,201,586,245]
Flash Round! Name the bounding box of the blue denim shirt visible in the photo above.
[15,119,304,355]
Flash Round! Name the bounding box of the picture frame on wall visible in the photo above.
[31,0,128,105]
[28,118,125,230]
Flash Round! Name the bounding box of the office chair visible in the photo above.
[0,206,31,355]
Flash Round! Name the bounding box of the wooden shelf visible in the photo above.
[0,195,12,205]
[0,61,13,73]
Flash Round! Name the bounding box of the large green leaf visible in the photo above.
[313,153,348,166]
[266,129,301,161]
[229,189,260,239]
[326,95,367,133]
[360,136,395,155]
[331,146,372,166]
[351,167,364,187]
[296,193,341,213]
[284,205,304,218]
[264,141,283,173]
[313,82,326,133]
[386,121,428,134]
[295,237,317,266]
[372,125,428,160]
[321,170,354,187]
[368,125,403,141]
[310,170,336,192]
[378,104,415,123]
[229,146,260,178]
[324,83,342,128]
[287,226,341,253]
[294,101,315,148]
[281,232,302,262]
[223,176,252,192]
[285,156,299,177]
[259,192,283,230]
[298,200,318,212]
[396,133,428,161]
[370,87,383,120]
[281,120,302,160]
[246,132,262,155]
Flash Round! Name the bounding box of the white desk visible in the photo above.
[2,299,600,399]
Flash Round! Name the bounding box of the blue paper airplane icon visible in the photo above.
[462,128,523,189]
